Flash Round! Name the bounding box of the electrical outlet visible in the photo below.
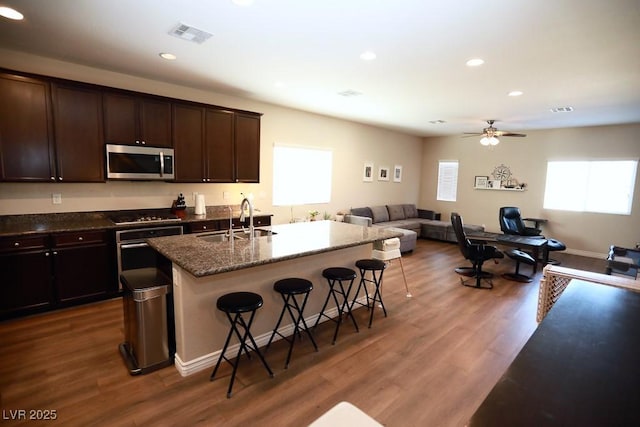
[52,193,62,204]
[223,191,230,200]
[192,192,198,202]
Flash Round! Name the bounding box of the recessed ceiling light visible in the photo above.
[159,53,177,60]
[508,90,523,97]
[360,51,377,61]
[466,58,484,67]
[0,6,24,20]
[551,106,574,113]
[429,120,446,124]
[338,90,362,97]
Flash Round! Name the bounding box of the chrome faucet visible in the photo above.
[239,194,254,242]
[226,205,233,238]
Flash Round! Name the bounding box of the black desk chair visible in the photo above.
[451,212,504,289]
[499,207,543,237]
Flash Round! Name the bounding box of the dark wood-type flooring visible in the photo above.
[0,239,606,426]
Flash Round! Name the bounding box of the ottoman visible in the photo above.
[385,227,417,252]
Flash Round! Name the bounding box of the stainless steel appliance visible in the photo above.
[106,144,175,180]
[114,225,183,290]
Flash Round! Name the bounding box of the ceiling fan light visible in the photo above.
[489,136,500,145]
[480,137,491,146]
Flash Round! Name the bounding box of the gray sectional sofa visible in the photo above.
[345,204,484,252]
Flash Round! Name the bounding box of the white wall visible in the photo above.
[0,49,423,222]
[420,123,640,255]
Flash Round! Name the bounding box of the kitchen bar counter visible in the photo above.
[153,220,401,376]
[147,220,400,277]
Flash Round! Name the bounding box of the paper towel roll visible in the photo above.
[195,194,206,215]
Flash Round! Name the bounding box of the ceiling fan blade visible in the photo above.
[462,132,484,135]
[498,132,527,137]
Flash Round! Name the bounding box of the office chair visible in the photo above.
[451,212,504,289]
[499,207,542,237]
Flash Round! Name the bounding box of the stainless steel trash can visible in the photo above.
[119,268,173,375]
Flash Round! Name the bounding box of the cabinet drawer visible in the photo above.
[53,230,107,247]
[188,221,221,233]
[0,235,49,252]
[253,216,272,227]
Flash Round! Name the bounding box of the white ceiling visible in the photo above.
[1,0,639,137]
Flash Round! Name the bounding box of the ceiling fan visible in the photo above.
[463,120,526,146]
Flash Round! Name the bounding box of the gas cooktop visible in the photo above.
[109,211,181,225]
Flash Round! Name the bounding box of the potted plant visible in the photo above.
[309,210,320,221]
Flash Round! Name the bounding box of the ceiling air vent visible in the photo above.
[550,106,574,113]
[169,23,212,44]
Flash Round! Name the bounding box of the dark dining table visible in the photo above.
[468,279,640,426]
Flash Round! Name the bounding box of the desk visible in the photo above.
[469,280,640,426]
[467,234,549,273]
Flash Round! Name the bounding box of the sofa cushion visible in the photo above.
[370,205,390,223]
[350,207,372,219]
[387,204,406,221]
[403,204,418,219]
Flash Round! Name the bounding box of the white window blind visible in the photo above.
[543,160,637,214]
[437,160,458,202]
[272,145,333,206]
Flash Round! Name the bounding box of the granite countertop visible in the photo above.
[146,220,402,277]
[0,207,272,237]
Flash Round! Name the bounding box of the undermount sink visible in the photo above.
[197,228,276,243]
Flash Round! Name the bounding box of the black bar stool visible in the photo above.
[352,259,387,328]
[313,267,359,344]
[210,291,273,398]
[266,278,318,368]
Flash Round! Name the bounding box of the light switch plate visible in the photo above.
[52,193,62,204]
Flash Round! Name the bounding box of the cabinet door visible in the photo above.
[103,92,137,145]
[0,73,54,181]
[52,231,114,303]
[205,109,234,182]
[234,113,261,182]
[51,83,105,182]
[0,249,53,318]
[139,97,172,147]
[173,103,205,182]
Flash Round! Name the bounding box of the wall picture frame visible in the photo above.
[363,161,374,182]
[488,179,502,189]
[378,166,390,181]
[393,165,403,182]
[475,176,488,188]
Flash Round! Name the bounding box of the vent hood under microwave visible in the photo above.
[106,144,175,181]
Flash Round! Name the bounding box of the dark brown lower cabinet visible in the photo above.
[52,231,114,304]
[0,231,116,319]
[0,237,54,317]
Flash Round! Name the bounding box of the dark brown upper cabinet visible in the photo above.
[104,91,172,148]
[234,112,260,183]
[51,83,105,182]
[173,102,260,183]
[0,72,55,181]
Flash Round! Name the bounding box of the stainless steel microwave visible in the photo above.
[106,144,175,180]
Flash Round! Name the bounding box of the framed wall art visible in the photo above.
[378,166,390,181]
[393,165,403,182]
[363,162,374,182]
[474,176,488,188]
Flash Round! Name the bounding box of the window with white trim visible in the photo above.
[437,160,458,202]
[543,160,637,214]
[272,144,333,206]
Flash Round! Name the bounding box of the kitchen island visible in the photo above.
[147,220,401,376]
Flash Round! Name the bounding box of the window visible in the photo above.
[272,144,332,206]
[543,160,637,214]
[437,160,458,202]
